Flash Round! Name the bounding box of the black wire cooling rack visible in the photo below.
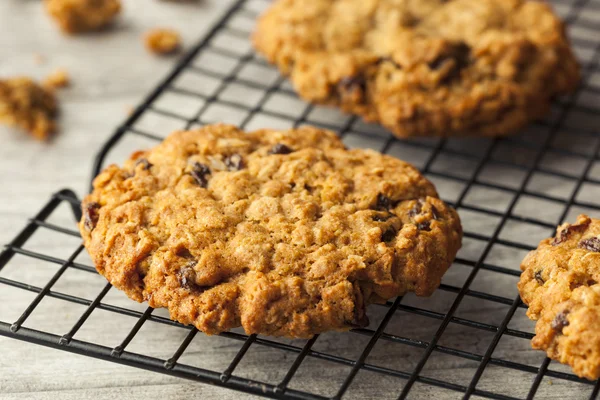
[1,0,600,398]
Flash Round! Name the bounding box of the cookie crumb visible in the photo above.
[44,69,70,89]
[45,0,121,34]
[144,28,181,55]
[0,77,58,140]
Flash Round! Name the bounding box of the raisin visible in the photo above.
[135,158,152,170]
[376,193,394,210]
[178,262,198,290]
[408,199,439,229]
[225,154,244,171]
[552,221,590,245]
[83,202,101,231]
[338,74,366,103]
[429,42,471,69]
[428,42,471,83]
[381,227,397,242]
[176,248,193,259]
[347,310,369,328]
[551,310,570,334]
[372,212,392,222]
[408,199,424,218]
[190,162,211,188]
[534,270,544,285]
[579,237,600,252]
[269,143,293,155]
[376,57,401,68]
[417,221,431,231]
[346,287,369,328]
[570,279,598,290]
[431,205,440,220]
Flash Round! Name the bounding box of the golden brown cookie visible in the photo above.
[518,215,600,380]
[45,0,121,34]
[253,0,580,138]
[0,77,58,140]
[80,124,462,337]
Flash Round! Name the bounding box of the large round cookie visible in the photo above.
[253,0,579,138]
[80,124,462,337]
[518,215,600,380]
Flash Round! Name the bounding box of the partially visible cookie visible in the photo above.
[80,124,462,337]
[253,0,579,138]
[0,77,58,140]
[518,215,600,380]
[45,0,121,34]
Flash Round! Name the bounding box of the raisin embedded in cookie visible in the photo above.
[80,124,462,338]
[45,0,121,34]
[253,0,580,138]
[0,77,58,140]
[518,215,600,380]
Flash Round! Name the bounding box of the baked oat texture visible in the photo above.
[80,124,462,337]
[45,0,121,34]
[145,28,182,55]
[518,215,600,380]
[253,0,580,138]
[0,77,58,140]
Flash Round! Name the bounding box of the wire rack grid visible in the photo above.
[1,0,600,398]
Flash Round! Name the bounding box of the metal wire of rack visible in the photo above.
[1,0,600,398]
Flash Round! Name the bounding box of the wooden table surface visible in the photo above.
[1,1,599,399]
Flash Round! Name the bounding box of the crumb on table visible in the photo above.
[44,0,121,34]
[144,28,181,55]
[44,69,70,89]
[0,78,58,140]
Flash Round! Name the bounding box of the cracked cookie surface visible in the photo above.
[519,215,600,380]
[80,124,462,337]
[253,0,579,138]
